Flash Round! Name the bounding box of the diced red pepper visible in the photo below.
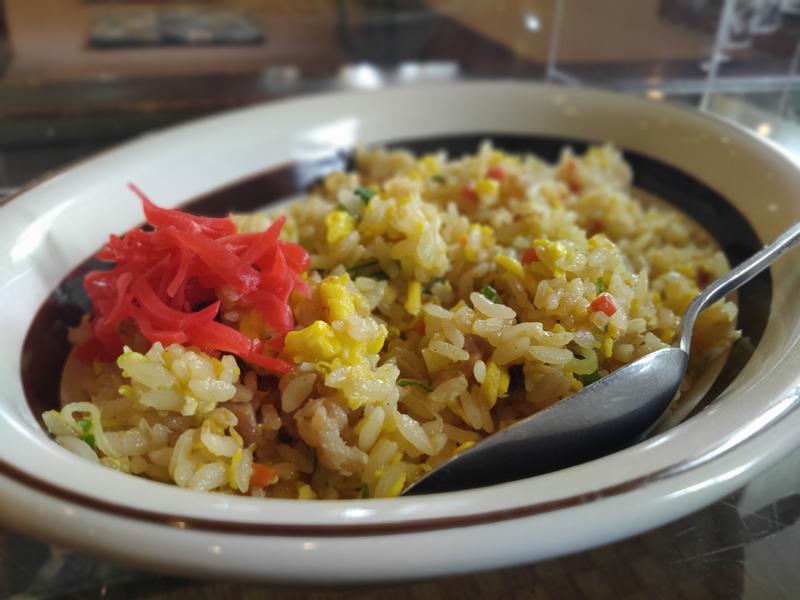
[486,166,506,181]
[461,186,480,204]
[521,248,538,265]
[590,293,617,317]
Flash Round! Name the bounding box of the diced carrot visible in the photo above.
[250,463,279,488]
[461,186,480,204]
[521,248,538,264]
[486,166,506,181]
[590,293,617,317]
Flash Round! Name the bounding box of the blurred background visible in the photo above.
[2,0,800,195]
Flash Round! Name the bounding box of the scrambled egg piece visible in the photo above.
[496,255,524,280]
[283,321,342,364]
[325,210,356,246]
[404,281,422,316]
[475,178,499,198]
[480,361,510,408]
[533,239,572,278]
[320,273,367,321]
[283,274,387,367]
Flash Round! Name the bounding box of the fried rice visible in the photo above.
[44,142,739,499]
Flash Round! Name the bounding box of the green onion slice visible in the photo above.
[397,379,432,392]
[481,284,500,303]
[596,278,606,294]
[354,187,376,204]
[576,370,601,387]
[82,434,96,450]
[347,259,379,274]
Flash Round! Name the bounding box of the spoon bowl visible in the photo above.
[404,221,800,496]
[403,347,688,495]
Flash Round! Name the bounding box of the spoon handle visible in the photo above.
[677,221,800,353]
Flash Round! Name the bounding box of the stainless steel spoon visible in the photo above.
[403,221,800,496]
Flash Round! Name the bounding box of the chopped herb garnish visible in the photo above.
[347,259,388,280]
[431,174,446,184]
[397,379,432,392]
[595,278,606,294]
[354,187,376,204]
[347,259,379,274]
[77,418,95,449]
[577,370,601,387]
[82,434,96,450]
[481,284,500,303]
[361,483,369,499]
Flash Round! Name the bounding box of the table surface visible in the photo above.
[2,445,800,599]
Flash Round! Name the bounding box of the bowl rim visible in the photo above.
[2,80,800,540]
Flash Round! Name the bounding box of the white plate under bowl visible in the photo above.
[2,82,800,583]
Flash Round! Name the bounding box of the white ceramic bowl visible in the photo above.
[2,82,800,582]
